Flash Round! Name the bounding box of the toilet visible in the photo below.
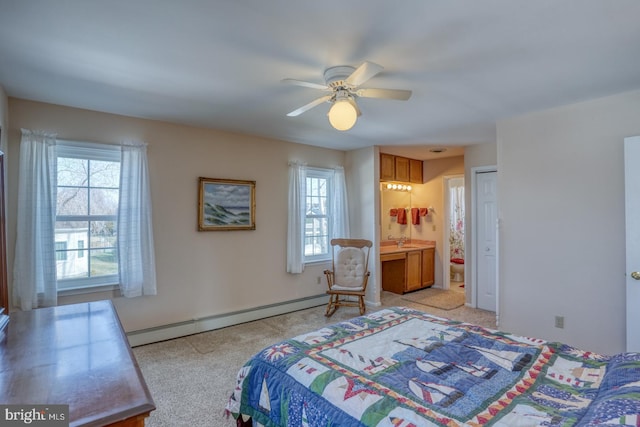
[450,258,464,282]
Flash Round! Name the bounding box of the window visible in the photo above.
[287,163,348,273]
[304,168,333,262]
[55,141,121,290]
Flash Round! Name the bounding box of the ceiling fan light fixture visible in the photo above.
[328,93,358,131]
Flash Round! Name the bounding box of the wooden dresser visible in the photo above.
[0,300,155,426]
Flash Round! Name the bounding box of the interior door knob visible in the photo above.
[631,271,640,280]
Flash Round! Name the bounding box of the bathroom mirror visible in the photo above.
[380,184,412,242]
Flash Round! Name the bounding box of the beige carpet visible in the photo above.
[133,289,495,427]
[401,287,465,310]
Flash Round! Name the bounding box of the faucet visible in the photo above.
[388,235,407,247]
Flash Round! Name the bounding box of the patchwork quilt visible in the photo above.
[225,307,640,426]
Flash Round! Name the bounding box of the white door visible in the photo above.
[476,171,497,312]
[624,136,640,352]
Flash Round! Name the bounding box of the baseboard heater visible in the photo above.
[126,294,329,347]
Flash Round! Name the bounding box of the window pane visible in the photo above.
[304,217,328,256]
[90,221,117,248]
[56,221,89,250]
[89,188,119,215]
[55,221,89,248]
[55,222,89,279]
[90,249,118,276]
[56,250,89,280]
[317,196,328,215]
[317,179,327,197]
[58,157,88,186]
[304,171,332,261]
[57,187,88,215]
[90,160,120,188]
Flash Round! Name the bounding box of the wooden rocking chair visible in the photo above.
[324,238,372,317]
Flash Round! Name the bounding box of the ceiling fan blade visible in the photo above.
[286,95,332,117]
[356,88,412,101]
[281,78,329,90]
[345,61,384,87]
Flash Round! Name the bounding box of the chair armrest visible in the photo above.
[323,269,334,289]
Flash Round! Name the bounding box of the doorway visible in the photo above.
[443,175,465,293]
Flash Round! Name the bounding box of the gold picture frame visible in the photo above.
[198,177,256,231]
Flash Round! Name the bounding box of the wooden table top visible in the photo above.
[0,300,155,426]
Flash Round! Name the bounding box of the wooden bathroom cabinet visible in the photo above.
[380,153,423,184]
[381,247,435,294]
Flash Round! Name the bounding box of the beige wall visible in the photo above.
[498,89,640,354]
[345,147,380,306]
[6,98,350,332]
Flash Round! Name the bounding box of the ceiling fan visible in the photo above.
[282,61,412,131]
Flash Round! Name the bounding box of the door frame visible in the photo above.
[470,166,499,323]
[625,136,640,351]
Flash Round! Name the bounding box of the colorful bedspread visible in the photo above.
[225,307,640,426]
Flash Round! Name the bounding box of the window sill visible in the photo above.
[58,283,119,297]
[304,259,331,267]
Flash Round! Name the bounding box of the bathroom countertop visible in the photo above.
[379,241,435,255]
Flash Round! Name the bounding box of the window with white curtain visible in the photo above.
[15,130,156,309]
[304,168,333,262]
[287,163,348,274]
[55,141,121,291]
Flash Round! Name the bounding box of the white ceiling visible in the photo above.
[1,1,639,160]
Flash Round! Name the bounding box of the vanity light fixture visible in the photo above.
[384,182,412,192]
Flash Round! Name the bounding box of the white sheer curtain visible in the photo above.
[331,166,350,239]
[118,142,157,297]
[13,129,58,310]
[287,161,306,273]
[449,180,465,260]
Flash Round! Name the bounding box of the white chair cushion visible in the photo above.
[333,247,366,289]
[330,284,364,292]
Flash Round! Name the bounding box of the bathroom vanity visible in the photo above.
[381,242,435,294]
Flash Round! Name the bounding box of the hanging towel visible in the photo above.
[389,208,398,217]
[419,207,428,216]
[397,208,407,225]
[411,208,420,225]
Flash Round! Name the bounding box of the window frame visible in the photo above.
[55,140,121,291]
[304,167,334,263]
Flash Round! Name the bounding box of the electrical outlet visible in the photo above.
[432,225,436,231]
[555,316,564,329]
[317,276,321,285]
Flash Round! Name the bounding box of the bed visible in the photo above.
[225,307,640,426]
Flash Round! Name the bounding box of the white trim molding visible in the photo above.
[127,294,329,347]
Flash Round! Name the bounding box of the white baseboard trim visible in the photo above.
[127,294,329,347]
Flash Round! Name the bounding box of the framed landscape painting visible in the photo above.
[198,177,256,231]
